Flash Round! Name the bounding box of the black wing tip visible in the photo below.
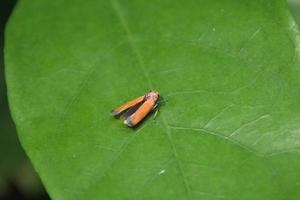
[111,110,120,116]
[124,119,135,127]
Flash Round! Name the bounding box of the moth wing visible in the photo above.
[111,95,145,116]
[122,100,145,119]
[124,100,154,127]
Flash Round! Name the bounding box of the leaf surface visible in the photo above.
[5,0,300,199]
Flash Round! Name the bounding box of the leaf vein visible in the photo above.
[110,0,192,197]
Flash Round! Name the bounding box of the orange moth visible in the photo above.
[112,91,160,127]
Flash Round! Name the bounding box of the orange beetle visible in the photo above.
[112,91,160,127]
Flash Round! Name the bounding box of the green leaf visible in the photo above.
[5,0,300,199]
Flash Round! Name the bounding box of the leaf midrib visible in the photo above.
[110,0,192,197]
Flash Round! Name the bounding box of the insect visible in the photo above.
[111,91,160,127]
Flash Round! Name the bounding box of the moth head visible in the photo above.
[146,90,160,102]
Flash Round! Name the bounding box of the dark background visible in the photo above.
[0,0,49,199]
[0,0,299,199]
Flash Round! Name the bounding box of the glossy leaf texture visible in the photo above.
[5,0,300,199]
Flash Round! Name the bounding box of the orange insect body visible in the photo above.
[112,91,160,127]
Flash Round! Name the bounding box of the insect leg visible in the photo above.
[153,104,159,119]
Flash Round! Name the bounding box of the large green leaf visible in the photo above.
[5,0,300,199]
